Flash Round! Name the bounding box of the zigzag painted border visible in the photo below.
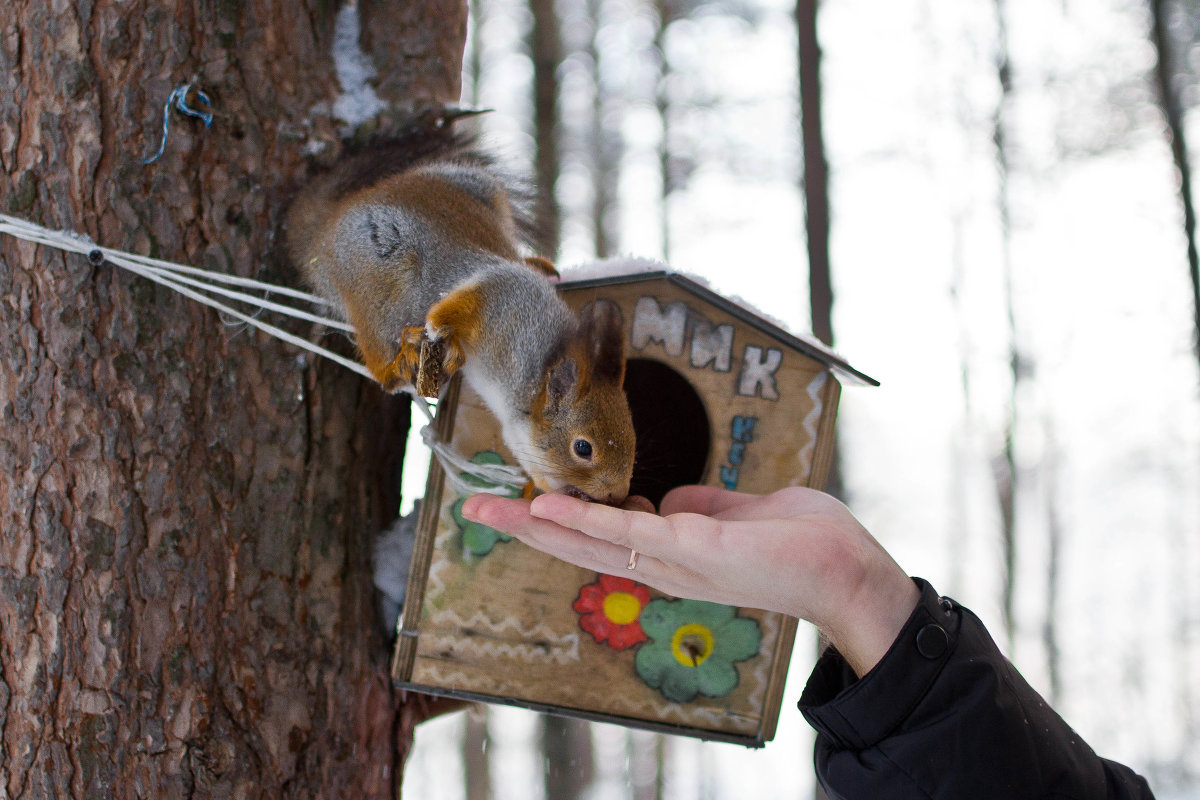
[422,493,463,608]
[415,658,761,733]
[795,371,828,476]
[744,611,780,713]
[420,608,582,665]
[415,608,772,735]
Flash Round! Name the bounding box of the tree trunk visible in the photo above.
[1042,417,1062,705]
[0,1,464,797]
[655,0,675,263]
[463,707,491,800]
[1148,0,1200,375]
[797,8,836,800]
[541,715,594,800]
[993,0,1019,651]
[628,730,665,800]
[360,0,467,107]
[797,0,832,351]
[797,0,841,516]
[948,210,973,597]
[588,0,620,259]
[530,0,563,257]
[467,0,486,108]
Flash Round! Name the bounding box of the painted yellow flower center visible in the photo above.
[603,591,643,625]
[671,623,715,667]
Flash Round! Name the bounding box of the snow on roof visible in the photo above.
[557,256,877,386]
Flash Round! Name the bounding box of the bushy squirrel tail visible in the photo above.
[294,108,542,253]
[322,108,487,200]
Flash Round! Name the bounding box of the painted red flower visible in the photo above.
[573,574,651,651]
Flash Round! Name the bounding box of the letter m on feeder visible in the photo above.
[391,268,876,747]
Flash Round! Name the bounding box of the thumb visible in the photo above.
[620,495,656,514]
[659,485,757,517]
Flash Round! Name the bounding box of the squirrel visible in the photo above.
[285,112,635,505]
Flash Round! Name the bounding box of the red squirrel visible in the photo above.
[285,113,635,505]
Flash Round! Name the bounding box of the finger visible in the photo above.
[468,495,740,602]
[620,495,656,514]
[529,493,657,548]
[461,494,531,527]
[465,494,651,575]
[464,495,597,548]
[659,485,759,517]
[530,492,725,564]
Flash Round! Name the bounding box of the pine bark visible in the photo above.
[0,1,463,797]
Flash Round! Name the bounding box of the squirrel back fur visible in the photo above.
[285,115,635,504]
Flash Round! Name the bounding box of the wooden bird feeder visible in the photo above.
[391,270,876,747]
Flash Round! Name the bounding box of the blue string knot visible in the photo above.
[141,83,214,165]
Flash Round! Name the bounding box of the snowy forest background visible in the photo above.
[399,0,1200,797]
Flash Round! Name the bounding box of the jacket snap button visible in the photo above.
[916,623,948,659]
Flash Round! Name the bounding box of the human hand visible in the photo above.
[461,485,920,676]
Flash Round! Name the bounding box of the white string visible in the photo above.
[112,252,374,379]
[0,214,331,304]
[127,259,356,332]
[408,390,528,496]
[0,212,530,494]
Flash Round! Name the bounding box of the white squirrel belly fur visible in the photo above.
[462,364,555,489]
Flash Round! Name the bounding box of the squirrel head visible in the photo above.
[525,300,635,506]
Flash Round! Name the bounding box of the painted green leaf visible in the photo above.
[451,451,521,557]
[634,598,762,703]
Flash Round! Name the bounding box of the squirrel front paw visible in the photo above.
[363,328,423,394]
[413,325,466,397]
[375,353,420,394]
[425,325,466,376]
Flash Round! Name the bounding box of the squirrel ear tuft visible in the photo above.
[544,354,579,416]
[577,300,626,385]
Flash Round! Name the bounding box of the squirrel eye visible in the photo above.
[572,438,593,460]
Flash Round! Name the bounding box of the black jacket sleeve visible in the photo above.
[797,579,1155,800]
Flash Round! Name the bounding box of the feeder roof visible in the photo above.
[557,269,879,387]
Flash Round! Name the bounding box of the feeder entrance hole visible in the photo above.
[623,358,711,508]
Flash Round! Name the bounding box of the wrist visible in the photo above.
[822,562,920,678]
